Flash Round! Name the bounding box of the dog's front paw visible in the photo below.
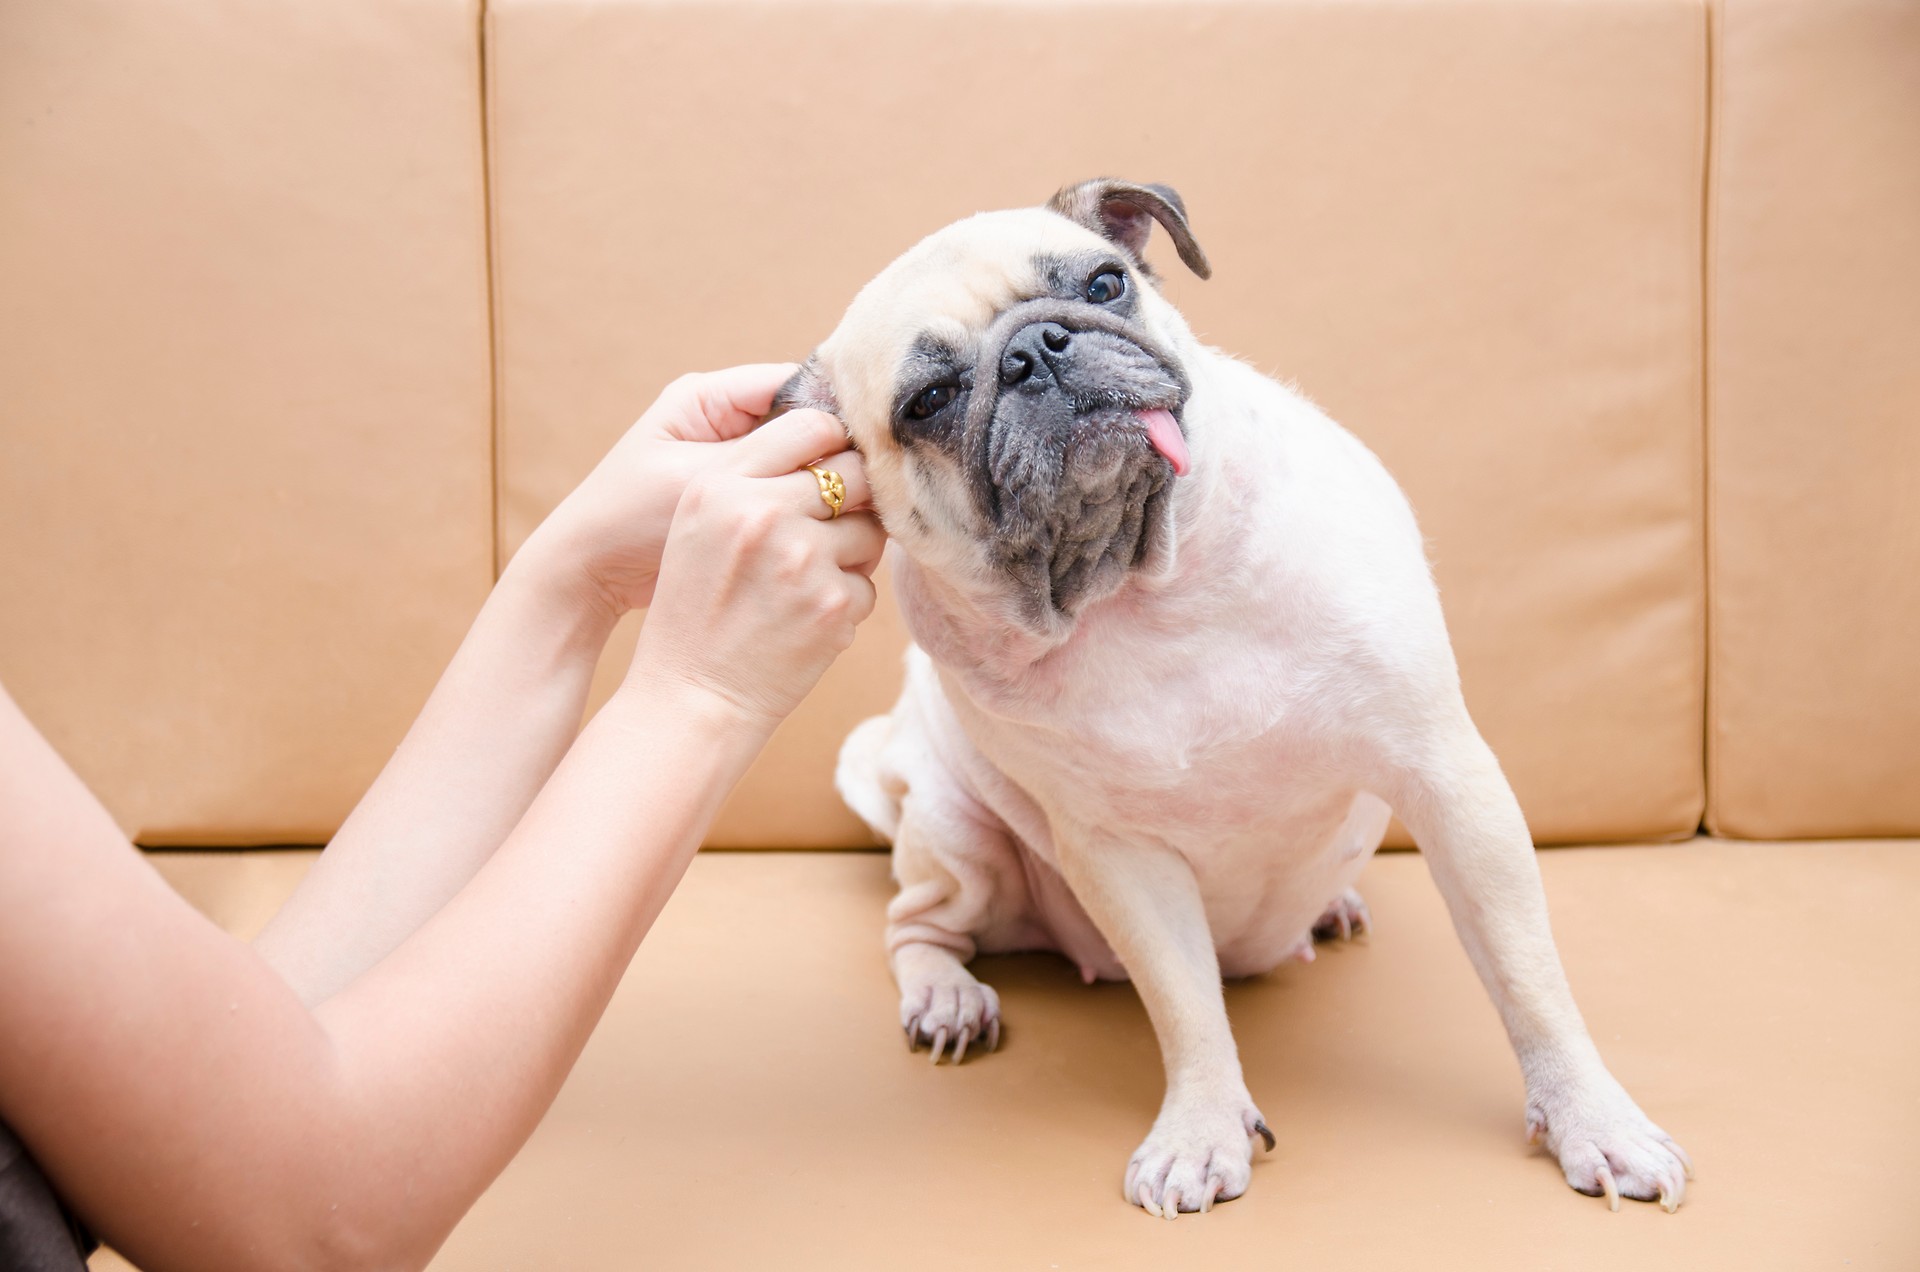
[1528,1076,1692,1212]
[899,959,1001,1065]
[1123,1097,1274,1218]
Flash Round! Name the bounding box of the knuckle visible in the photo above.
[779,540,814,576]
[815,588,850,623]
[737,503,782,547]
[677,473,717,514]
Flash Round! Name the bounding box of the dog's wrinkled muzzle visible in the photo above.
[958,298,1190,620]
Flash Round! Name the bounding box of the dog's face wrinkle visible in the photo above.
[963,299,1187,439]
[943,287,1185,619]
[1044,473,1153,611]
[981,409,1166,620]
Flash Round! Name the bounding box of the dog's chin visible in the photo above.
[982,406,1182,631]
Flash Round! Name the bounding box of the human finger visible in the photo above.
[822,511,887,571]
[785,449,872,521]
[841,570,878,626]
[731,408,851,479]
[656,363,802,442]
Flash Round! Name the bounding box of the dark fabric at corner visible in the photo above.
[0,1121,93,1271]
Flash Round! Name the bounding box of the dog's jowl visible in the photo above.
[794,179,1690,1218]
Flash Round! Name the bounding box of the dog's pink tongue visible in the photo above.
[1140,408,1190,476]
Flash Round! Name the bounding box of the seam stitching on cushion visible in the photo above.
[479,0,504,581]
[1701,0,1723,835]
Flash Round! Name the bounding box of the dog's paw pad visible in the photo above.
[1311,887,1371,942]
[1123,1103,1270,1218]
[901,975,1001,1065]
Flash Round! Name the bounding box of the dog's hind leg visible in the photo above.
[887,787,1036,1065]
[845,650,1042,1065]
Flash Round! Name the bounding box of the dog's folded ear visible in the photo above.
[1046,179,1211,281]
[772,353,841,418]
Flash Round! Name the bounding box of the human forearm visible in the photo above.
[10,676,767,1272]
[305,676,769,1264]
[253,538,618,1005]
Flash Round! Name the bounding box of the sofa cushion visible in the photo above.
[112,841,1920,1269]
[485,0,1710,846]
[1705,0,1920,837]
[0,0,494,844]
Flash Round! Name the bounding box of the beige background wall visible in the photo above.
[1705,0,1920,838]
[486,0,1709,846]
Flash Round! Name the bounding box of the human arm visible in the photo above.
[252,364,840,1005]
[0,407,885,1271]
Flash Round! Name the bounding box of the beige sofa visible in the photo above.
[2,0,1915,1267]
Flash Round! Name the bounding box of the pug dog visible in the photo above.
[778,179,1691,1218]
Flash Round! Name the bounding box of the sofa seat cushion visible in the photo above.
[87,840,1920,1270]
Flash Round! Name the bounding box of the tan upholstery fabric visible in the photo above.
[0,0,495,843]
[486,0,1708,847]
[1705,0,1920,838]
[101,842,1920,1270]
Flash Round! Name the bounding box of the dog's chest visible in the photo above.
[948,588,1351,845]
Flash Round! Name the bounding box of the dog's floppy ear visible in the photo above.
[1046,179,1211,281]
[772,353,840,417]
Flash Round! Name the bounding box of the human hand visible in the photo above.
[626,408,885,729]
[521,364,821,618]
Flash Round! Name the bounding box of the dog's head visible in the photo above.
[779,179,1211,633]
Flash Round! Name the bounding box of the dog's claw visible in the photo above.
[1128,1105,1261,1217]
[1311,888,1371,943]
[1542,1099,1692,1212]
[1137,1182,1162,1218]
[1252,1119,1275,1152]
[896,962,1001,1067]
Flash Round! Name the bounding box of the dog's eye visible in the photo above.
[907,383,958,420]
[1086,269,1127,304]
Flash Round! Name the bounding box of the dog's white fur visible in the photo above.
[818,203,1691,1217]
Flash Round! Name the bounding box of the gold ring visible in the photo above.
[806,464,846,519]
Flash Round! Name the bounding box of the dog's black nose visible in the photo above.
[1001,322,1072,388]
